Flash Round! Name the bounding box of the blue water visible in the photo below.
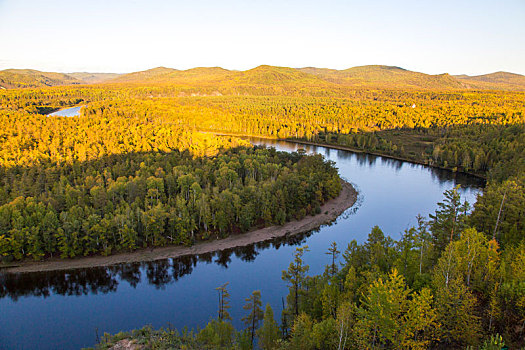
[0,139,484,349]
[47,106,83,117]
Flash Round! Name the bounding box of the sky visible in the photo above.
[0,0,524,75]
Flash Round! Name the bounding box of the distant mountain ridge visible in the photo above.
[109,65,524,90]
[1,65,524,91]
[110,67,232,83]
[0,69,121,88]
[298,65,467,90]
[67,72,122,84]
[454,72,525,90]
[227,65,329,85]
[0,69,83,88]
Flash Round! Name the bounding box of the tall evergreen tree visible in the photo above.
[241,290,264,348]
[429,185,470,254]
[325,242,340,276]
[215,282,232,321]
[282,246,310,318]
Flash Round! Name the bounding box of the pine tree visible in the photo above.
[215,282,232,321]
[242,290,264,348]
[429,185,470,254]
[325,242,340,276]
[282,246,310,318]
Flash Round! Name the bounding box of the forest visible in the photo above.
[0,137,340,260]
[0,78,524,349]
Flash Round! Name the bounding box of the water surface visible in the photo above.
[47,106,83,117]
[0,139,484,349]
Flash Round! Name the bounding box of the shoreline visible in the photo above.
[201,131,486,181]
[284,138,487,181]
[2,181,357,274]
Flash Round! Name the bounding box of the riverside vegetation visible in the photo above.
[0,65,524,348]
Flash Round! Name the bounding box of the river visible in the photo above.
[0,138,484,349]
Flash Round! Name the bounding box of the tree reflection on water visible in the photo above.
[0,229,317,300]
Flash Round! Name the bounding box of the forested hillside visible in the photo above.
[78,89,525,179]
[0,69,120,89]
[299,65,467,90]
[67,72,122,84]
[2,65,525,90]
[107,65,525,91]
[0,69,83,89]
[455,72,525,91]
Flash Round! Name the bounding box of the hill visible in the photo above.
[109,66,232,84]
[113,65,499,90]
[2,65,524,91]
[171,67,232,82]
[225,65,329,86]
[299,65,467,90]
[455,71,525,90]
[108,66,179,83]
[67,72,122,84]
[0,69,83,88]
[110,65,330,87]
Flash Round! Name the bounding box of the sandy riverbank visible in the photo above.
[2,181,357,274]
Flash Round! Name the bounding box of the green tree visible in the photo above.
[429,185,470,254]
[470,176,525,247]
[257,304,280,350]
[325,241,340,276]
[354,269,410,348]
[414,214,431,275]
[432,243,482,346]
[282,246,310,318]
[354,269,437,349]
[215,282,232,321]
[312,317,338,350]
[288,313,315,350]
[241,290,264,348]
[196,318,235,348]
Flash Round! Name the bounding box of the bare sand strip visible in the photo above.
[3,181,357,274]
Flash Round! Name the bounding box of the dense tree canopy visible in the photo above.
[0,146,341,261]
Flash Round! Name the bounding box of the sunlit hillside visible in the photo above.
[109,66,231,84]
[3,65,525,91]
[455,71,525,90]
[0,69,83,88]
[67,72,122,84]
[300,65,468,90]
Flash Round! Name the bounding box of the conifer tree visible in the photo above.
[429,185,470,254]
[242,290,264,348]
[282,246,310,318]
[215,282,232,321]
[325,242,340,276]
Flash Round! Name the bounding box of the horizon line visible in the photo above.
[0,64,523,77]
